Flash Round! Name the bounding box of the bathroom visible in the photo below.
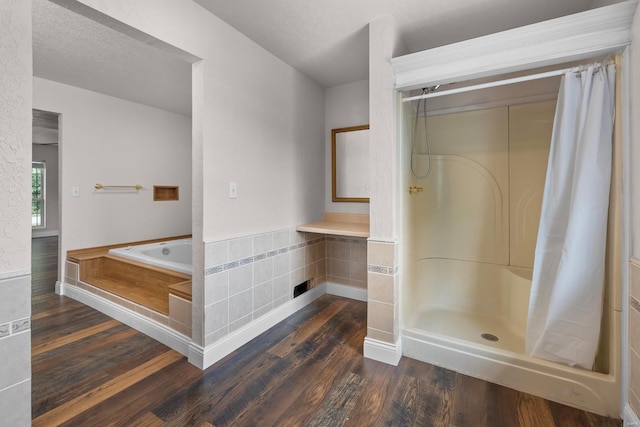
[16,0,640,423]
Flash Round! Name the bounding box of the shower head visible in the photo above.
[421,85,441,95]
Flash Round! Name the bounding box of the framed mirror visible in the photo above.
[332,125,370,202]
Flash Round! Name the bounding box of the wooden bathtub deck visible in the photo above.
[66,235,191,314]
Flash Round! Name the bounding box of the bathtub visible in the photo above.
[403,258,619,417]
[108,238,192,275]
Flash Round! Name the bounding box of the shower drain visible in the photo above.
[481,333,499,342]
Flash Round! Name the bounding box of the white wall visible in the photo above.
[0,1,32,425]
[32,144,59,237]
[631,6,640,259]
[628,1,640,419]
[325,79,370,214]
[202,62,325,241]
[369,17,407,241]
[33,77,192,262]
[58,0,326,352]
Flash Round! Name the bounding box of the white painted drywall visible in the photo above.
[66,0,326,240]
[53,0,326,347]
[631,5,640,259]
[0,1,32,425]
[33,77,192,258]
[202,63,325,241]
[32,144,59,237]
[325,79,370,214]
[369,16,407,241]
[628,1,640,418]
[0,3,32,275]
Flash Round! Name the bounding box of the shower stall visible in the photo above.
[397,73,622,416]
[387,2,636,417]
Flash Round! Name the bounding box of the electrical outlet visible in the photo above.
[72,186,80,197]
[229,182,237,199]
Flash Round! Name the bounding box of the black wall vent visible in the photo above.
[293,280,310,298]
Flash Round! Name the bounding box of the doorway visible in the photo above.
[31,109,61,298]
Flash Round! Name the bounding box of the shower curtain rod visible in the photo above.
[402,61,613,103]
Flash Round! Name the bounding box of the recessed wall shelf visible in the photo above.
[153,185,179,201]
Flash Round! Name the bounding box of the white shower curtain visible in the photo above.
[526,64,615,369]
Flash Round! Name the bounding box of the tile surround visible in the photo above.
[0,379,30,427]
[367,300,395,332]
[0,275,31,344]
[367,240,399,344]
[229,314,252,333]
[0,332,30,391]
[229,289,253,323]
[368,272,396,304]
[204,229,328,345]
[326,236,367,289]
[630,259,640,416]
[202,229,377,347]
[169,295,192,337]
[366,328,395,343]
[62,228,372,351]
[368,240,397,269]
[0,275,31,325]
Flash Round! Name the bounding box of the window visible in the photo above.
[32,161,45,228]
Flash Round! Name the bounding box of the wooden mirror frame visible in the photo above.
[331,124,370,203]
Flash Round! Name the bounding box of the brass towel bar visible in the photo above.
[95,183,143,190]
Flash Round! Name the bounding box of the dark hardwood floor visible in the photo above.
[31,236,621,426]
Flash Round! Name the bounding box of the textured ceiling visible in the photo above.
[32,0,192,116]
[32,0,620,117]
[194,0,614,88]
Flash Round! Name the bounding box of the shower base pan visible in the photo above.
[403,310,619,417]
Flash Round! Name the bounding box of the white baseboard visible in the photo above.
[326,282,367,301]
[195,283,327,369]
[58,279,401,371]
[32,230,59,238]
[60,282,192,356]
[625,404,640,427]
[364,337,402,366]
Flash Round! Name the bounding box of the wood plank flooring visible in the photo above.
[32,236,621,426]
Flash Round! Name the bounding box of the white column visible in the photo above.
[0,1,33,425]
